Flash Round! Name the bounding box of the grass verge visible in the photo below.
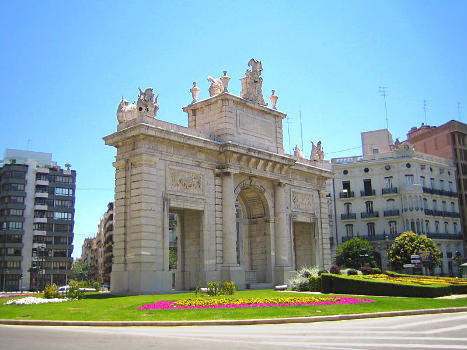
[1,290,465,322]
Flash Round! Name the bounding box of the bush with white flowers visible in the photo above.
[5,297,69,305]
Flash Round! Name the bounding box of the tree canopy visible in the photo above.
[387,231,441,270]
[71,260,92,281]
[335,237,377,269]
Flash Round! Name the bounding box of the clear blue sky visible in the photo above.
[1,1,465,258]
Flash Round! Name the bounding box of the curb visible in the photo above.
[0,307,466,327]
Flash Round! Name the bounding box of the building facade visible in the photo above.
[102,202,113,284]
[331,133,462,275]
[407,120,467,255]
[104,60,333,294]
[0,149,75,291]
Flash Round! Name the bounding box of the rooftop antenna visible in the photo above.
[423,100,428,124]
[378,86,389,130]
[299,109,304,153]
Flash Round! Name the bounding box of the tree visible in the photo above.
[335,237,377,269]
[71,260,92,281]
[387,231,441,270]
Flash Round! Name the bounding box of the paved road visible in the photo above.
[1,312,466,350]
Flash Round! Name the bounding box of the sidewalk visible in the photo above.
[0,306,466,327]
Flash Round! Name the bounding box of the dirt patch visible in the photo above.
[16,315,32,319]
[143,313,155,317]
[67,307,83,310]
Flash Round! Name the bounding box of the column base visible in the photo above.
[111,270,172,295]
[273,266,297,285]
[221,265,246,289]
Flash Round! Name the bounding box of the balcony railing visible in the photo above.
[383,209,400,217]
[360,189,376,197]
[361,211,379,219]
[342,232,400,243]
[341,213,357,220]
[426,233,463,240]
[382,187,398,195]
[339,191,355,199]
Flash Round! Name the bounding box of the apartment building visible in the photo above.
[407,120,467,255]
[0,149,75,291]
[80,202,113,284]
[331,131,462,275]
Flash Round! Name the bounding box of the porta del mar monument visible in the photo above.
[104,59,333,294]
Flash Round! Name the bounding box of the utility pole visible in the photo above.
[378,87,389,130]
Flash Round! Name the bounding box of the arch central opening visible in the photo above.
[236,187,271,284]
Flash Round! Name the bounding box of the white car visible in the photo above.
[58,285,96,292]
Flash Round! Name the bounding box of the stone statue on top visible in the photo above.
[240,58,267,106]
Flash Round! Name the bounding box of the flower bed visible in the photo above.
[0,293,40,299]
[138,296,374,310]
[354,274,467,286]
[5,297,69,305]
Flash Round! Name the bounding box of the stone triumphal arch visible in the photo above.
[104,59,333,294]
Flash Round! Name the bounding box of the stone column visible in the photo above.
[274,182,290,266]
[318,191,332,268]
[222,172,237,266]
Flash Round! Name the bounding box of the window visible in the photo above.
[405,175,414,185]
[54,176,73,184]
[53,199,73,208]
[430,178,435,188]
[453,222,458,234]
[435,221,439,233]
[386,199,395,210]
[36,173,49,181]
[450,202,455,212]
[416,219,421,233]
[367,223,375,237]
[423,198,428,210]
[389,221,397,235]
[439,180,444,190]
[8,222,22,230]
[54,188,73,196]
[425,220,430,233]
[344,202,352,214]
[444,222,449,233]
[345,224,353,237]
[448,181,453,191]
[54,224,72,232]
[442,201,447,212]
[53,212,72,220]
[420,176,425,186]
[384,176,393,188]
[365,201,374,213]
[363,179,373,195]
[432,200,437,210]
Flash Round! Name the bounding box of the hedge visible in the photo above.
[321,273,453,298]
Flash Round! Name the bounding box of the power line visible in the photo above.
[326,146,361,155]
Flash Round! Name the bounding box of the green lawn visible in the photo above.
[1,290,465,321]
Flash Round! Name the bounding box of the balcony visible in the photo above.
[341,213,357,220]
[360,189,376,197]
[426,233,463,240]
[382,187,398,195]
[35,192,48,198]
[339,191,355,199]
[36,180,49,186]
[34,204,48,211]
[342,233,400,243]
[33,217,48,223]
[383,209,400,217]
[361,211,379,219]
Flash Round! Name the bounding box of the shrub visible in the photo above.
[207,279,221,296]
[318,269,329,276]
[44,284,60,299]
[372,267,382,274]
[347,269,358,276]
[308,276,322,292]
[321,273,452,297]
[330,265,341,274]
[289,275,310,291]
[93,281,101,291]
[67,280,84,299]
[296,266,320,278]
[361,266,374,275]
[219,281,237,295]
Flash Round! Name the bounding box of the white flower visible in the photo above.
[5,297,69,305]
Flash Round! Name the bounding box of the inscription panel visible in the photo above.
[237,110,274,140]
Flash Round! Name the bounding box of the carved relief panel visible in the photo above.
[291,190,315,212]
[168,167,204,195]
